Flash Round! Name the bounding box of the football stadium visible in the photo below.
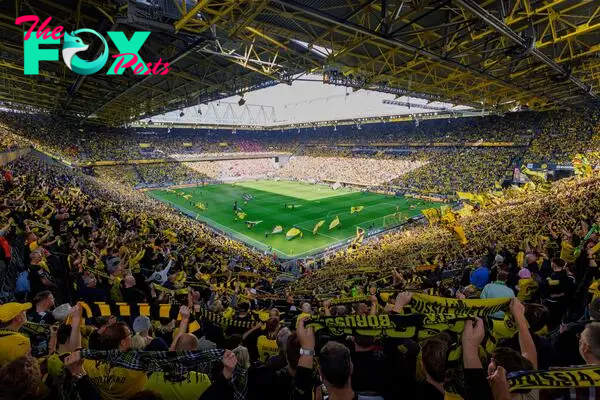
[0,1,599,399]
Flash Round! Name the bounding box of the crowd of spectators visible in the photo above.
[92,165,141,187]
[187,159,279,180]
[522,111,599,165]
[0,147,598,399]
[1,109,596,165]
[0,124,26,152]
[134,164,208,187]
[278,156,425,186]
[392,148,521,195]
[0,104,598,400]
[1,108,599,195]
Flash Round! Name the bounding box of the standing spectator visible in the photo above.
[84,322,148,399]
[470,260,490,290]
[480,269,515,319]
[28,250,57,297]
[544,258,575,328]
[0,302,31,367]
[27,290,56,324]
[121,275,146,303]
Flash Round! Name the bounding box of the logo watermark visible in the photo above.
[16,15,171,76]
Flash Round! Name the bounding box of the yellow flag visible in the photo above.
[440,206,457,225]
[272,225,283,234]
[236,211,247,220]
[350,206,364,214]
[421,208,440,226]
[313,220,325,235]
[163,229,177,243]
[351,227,365,246]
[452,225,468,245]
[520,165,551,192]
[329,216,340,230]
[286,227,302,240]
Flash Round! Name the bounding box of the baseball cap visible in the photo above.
[0,302,31,322]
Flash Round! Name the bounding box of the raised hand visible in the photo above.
[462,317,485,347]
[222,350,238,379]
[296,316,315,350]
[179,305,191,320]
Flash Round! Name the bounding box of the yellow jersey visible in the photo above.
[0,330,30,367]
[257,335,279,363]
[144,372,211,400]
[84,360,147,400]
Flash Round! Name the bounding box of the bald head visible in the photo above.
[124,275,136,288]
[580,323,600,364]
[175,333,199,351]
[525,253,537,265]
[301,303,311,313]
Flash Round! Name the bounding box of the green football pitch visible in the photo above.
[148,180,435,258]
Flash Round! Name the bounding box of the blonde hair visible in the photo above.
[233,345,250,369]
[131,333,147,350]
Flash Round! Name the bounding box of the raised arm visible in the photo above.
[510,299,538,370]
[462,318,485,369]
[169,305,190,351]
[66,304,83,351]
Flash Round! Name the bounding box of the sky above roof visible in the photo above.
[140,74,471,126]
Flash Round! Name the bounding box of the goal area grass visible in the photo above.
[148,180,435,258]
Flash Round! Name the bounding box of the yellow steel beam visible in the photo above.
[537,22,600,48]
[245,26,289,51]
[174,0,211,32]
[556,43,600,63]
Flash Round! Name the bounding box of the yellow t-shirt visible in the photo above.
[144,372,211,400]
[84,360,147,400]
[0,331,30,367]
[517,278,538,301]
[257,335,279,363]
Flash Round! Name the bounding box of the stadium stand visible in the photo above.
[277,156,425,186]
[0,109,598,399]
[3,109,599,195]
[1,0,600,396]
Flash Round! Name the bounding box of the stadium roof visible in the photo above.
[137,75,475,126]
[0,0,598,126]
